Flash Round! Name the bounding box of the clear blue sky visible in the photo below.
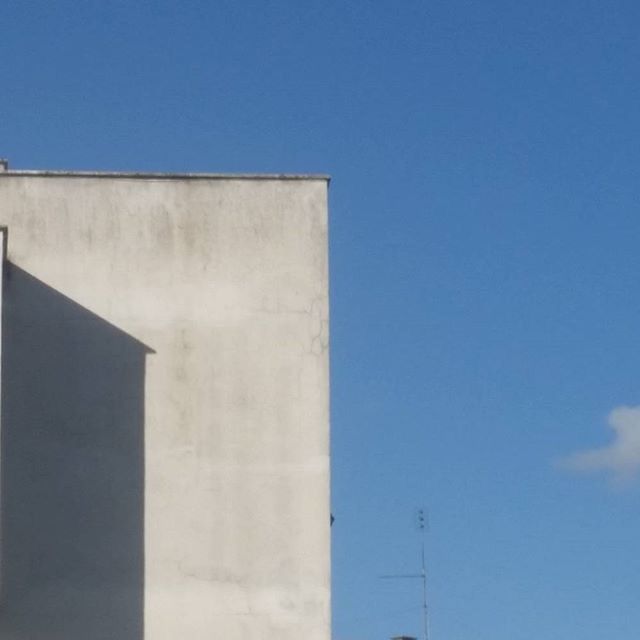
[3,1,640,638]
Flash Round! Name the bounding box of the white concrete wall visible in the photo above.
[0,175,330,640]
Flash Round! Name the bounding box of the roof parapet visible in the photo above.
[0,168,330,181]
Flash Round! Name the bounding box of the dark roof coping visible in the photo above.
[0,169,330,182]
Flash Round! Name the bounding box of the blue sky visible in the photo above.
[3,1,640,638]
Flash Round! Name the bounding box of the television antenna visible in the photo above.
[379,508,430,640]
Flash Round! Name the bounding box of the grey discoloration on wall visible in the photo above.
[0,175,330,640]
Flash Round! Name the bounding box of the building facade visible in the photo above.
[0,168,330,640]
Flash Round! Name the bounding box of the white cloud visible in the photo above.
[560,405,640,484]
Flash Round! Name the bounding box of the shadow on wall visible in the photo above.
[0,264,153,640]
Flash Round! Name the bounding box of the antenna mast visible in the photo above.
[379,508,430,640]
[418,509,429,640]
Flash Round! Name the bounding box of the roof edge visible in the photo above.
[0,170,330,182]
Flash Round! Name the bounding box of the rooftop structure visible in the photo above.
[0,167,330,640]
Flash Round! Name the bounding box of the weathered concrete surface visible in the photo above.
[0,175,330,640]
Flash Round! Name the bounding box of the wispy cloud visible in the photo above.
[559,406,640,485]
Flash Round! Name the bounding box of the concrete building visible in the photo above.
[0,165,330,640]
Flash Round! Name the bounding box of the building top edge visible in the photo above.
[0,170,331,181]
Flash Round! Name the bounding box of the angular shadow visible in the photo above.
[0,264,152,640]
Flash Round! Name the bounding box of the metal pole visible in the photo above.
[418,510,428,640]
[421,539,428,640]
[380,508,431,640]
